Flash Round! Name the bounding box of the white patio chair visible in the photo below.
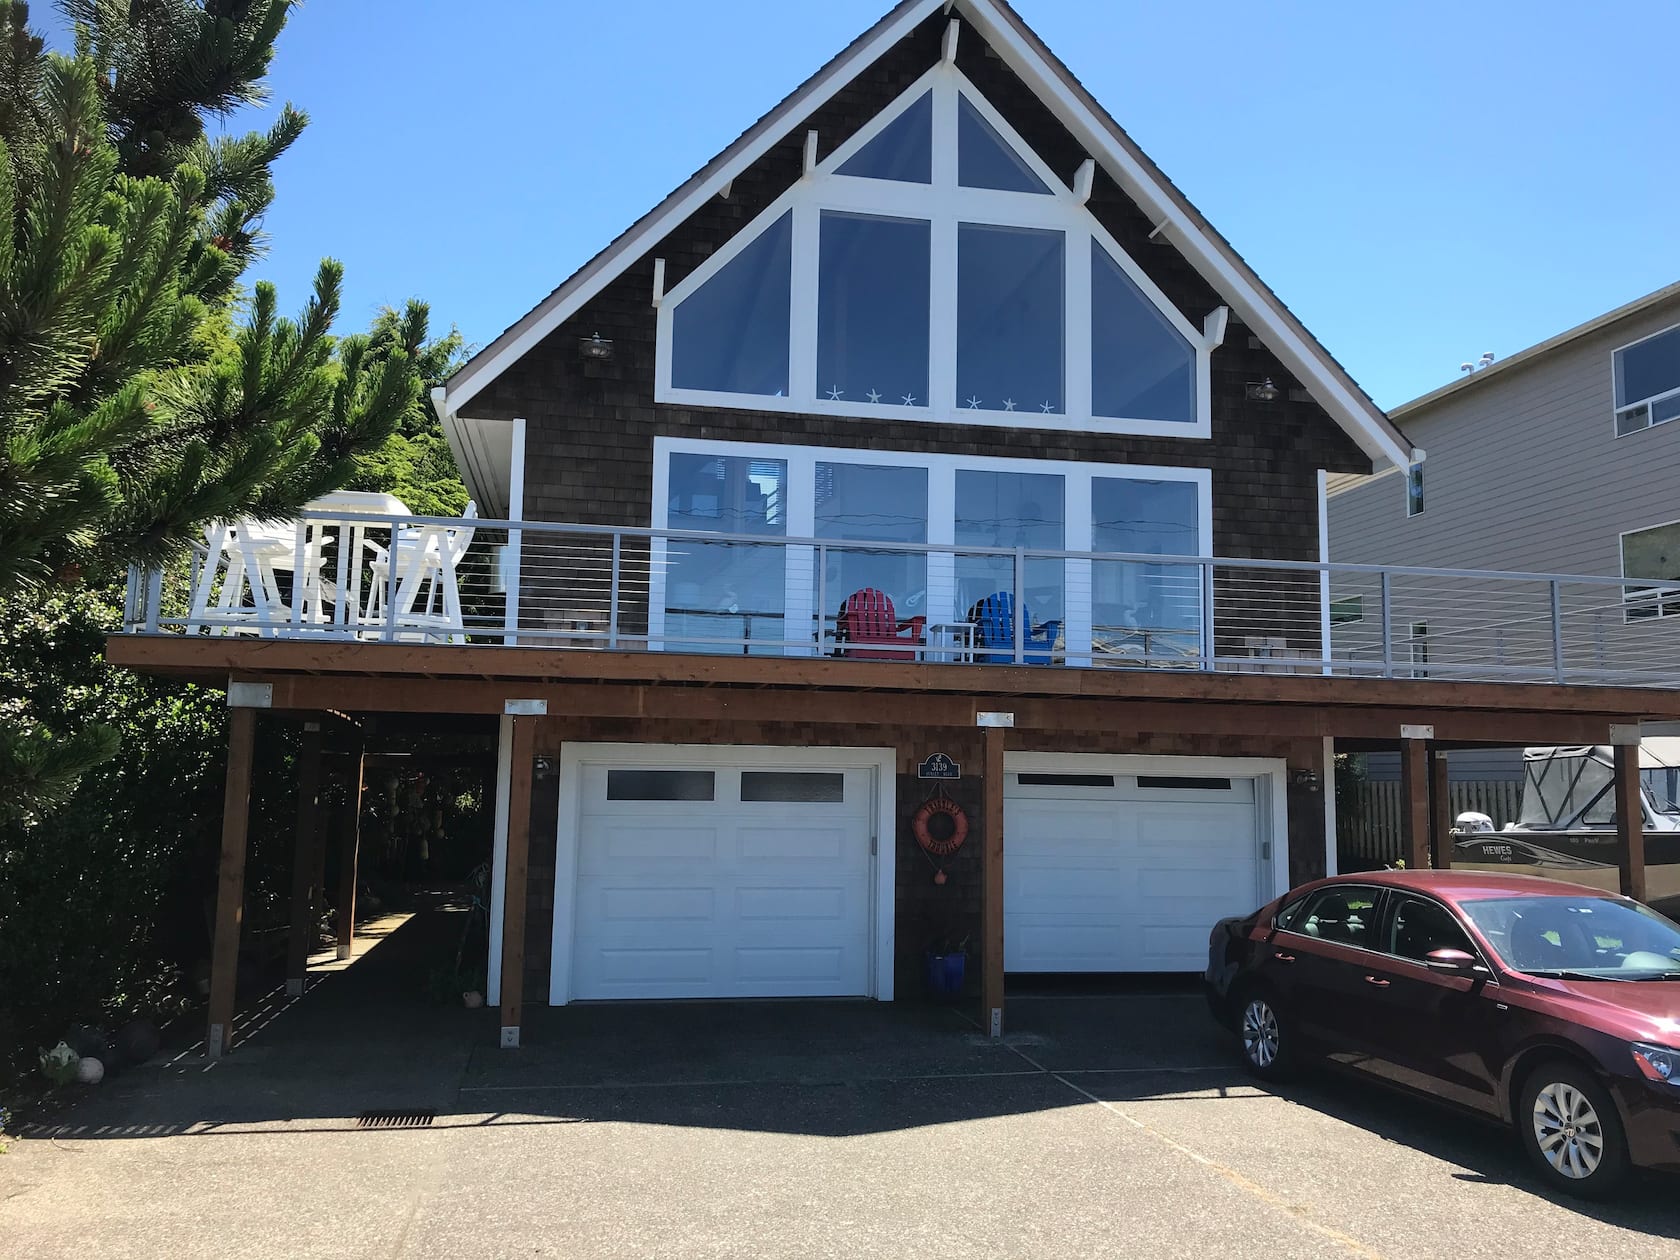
[188,519,333,634]
[362,501,478,642]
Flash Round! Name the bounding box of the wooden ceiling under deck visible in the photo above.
[105,636,1680,744]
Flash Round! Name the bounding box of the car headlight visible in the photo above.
[1632,1043,1678,1084]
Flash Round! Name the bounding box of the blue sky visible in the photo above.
[40,1,1680,409]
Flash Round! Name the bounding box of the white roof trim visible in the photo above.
[442,0,1414,470]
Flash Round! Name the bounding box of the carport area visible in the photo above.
[4,906,1676,1259]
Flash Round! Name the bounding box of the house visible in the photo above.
[109,0,1680,1059]
[1329,282,1680,831]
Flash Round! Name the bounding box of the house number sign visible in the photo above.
[918,753,960,780]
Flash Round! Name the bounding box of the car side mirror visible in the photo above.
[1425,948,1480,976]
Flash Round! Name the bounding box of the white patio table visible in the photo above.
[299,490,412,634]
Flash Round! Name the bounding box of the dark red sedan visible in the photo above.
[1205,870,1680,1197]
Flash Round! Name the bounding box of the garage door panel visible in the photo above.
[738,824,854,861]
[735,885,850,921]
[1136,864,1256,901]
[592,948,715,987]
[735,946,849,983]
[594,884,716,922]
[1136,923,1212,968]
[580,822,722,866]
[1009,920,1129,970]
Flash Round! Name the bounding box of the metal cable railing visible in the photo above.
[120,509,1680,687]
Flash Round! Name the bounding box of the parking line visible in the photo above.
[1003,1042,1388,1260]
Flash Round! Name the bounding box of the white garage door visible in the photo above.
[570,759,876,1000]
[1005,768,1264,973]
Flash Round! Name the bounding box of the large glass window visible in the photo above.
[817,212,930,407]
[957,94,1049,194]
[1614,324,1680,436]
[1092,477,1200,663]
[670,210,792,396]
[958,224,1064,416]
[836,89,931,184]
[955,469,1064,653]
[1092,245,1194,423]
[816,462,929,632]
[665,453,789,652]
[659,70,1204,435]
[1622,520,1680,619]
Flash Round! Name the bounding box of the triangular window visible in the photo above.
[836,90,932,184]
[958,94,1050,194]
[670,210,792,396]
[1091,244,1194,423]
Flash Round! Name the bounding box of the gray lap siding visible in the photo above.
[465,11,1370,654]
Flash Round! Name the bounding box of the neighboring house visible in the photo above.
[110,0,1680,1058]
[1330,281,1680,795]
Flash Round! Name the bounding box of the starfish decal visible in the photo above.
[1001,398,1017,412]
[1040,401,1056,413]
[865,389,882,404]
[965,396,982,409]
[825,386,844,400]
[901,393,917,406]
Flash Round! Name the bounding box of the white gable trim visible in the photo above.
[442,0,1413,470]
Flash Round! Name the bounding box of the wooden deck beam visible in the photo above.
[103,636,1680,721]
[336,747,365,961]
[981,722,1005,1041]
[1400,737,1430,871]
[207,707,256,1060]
[1613,740,1648,903]
[1429,748,1452,870]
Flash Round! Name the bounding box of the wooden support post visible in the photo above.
[1399,736,1430,870]
[981,724,1005,1040]
[337,747,365,960]
[207,707,256,1060]
[1614,740,1647,902]
[286,722,323,997]
[1429,748,1452,870]
[499,715,537,1048]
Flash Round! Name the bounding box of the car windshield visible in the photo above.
[1460,895,1680,979]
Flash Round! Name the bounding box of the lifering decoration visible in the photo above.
[913,794,969,858]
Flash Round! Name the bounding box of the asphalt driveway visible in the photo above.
[3,910,1677,1259]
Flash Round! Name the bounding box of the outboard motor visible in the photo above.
[1453,811,1495,835]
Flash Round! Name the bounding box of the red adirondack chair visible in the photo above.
[834,588,924,660]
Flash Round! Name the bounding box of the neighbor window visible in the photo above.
[1621,520,1680,619]
[1614,324,1680,436]
[657,66,1211,434]
[1329,595,1364,625]
[1405,462,1424,517]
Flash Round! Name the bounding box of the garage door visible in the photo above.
[1004,768,1264,972]
[570,759,876,1000]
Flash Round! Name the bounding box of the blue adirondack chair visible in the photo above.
[969,591,1059,665]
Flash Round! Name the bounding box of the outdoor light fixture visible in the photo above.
[1245,378,1280,402]
[1289,767,1321,792]
[578,332,614,361]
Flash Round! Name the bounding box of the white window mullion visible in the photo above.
[926,462,958,643]
[929,72,959,419]
[1066,232,1093,424]
[1064,473,1093,666]
[785,446,818,656]
[789,203,819,407]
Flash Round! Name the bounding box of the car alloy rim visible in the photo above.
[1241,998,1279,1067]
[1531,1082,1605,1180]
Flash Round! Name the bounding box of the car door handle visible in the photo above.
[1273,951,1296,963]
[1363,975,1391,988]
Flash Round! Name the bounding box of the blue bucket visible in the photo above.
[924,950,966,997]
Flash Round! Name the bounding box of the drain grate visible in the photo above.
[356,1109,436,1129]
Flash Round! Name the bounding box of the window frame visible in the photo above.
[1619,515,1680,620]
[1378,891,1497,978]
[1404,462,1424,517]
[1274,883,1390,955]
[653,63,1215,439]
[1612,321,1680,438]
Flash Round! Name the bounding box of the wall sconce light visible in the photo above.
[578,332,614,361]
[1289,767,1321,792]
[1245,378,1280,402]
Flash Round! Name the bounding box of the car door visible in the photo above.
[1352,892,1504,1115]
[1268,884,1391,1057]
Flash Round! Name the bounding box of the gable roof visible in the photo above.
[1390,278,1680,420]
[441,0,1416,471]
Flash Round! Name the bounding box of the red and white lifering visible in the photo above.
[912,795,969,858]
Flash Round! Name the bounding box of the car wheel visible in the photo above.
[1237,989,1293,1080]
[1517,1060,1630,1199]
